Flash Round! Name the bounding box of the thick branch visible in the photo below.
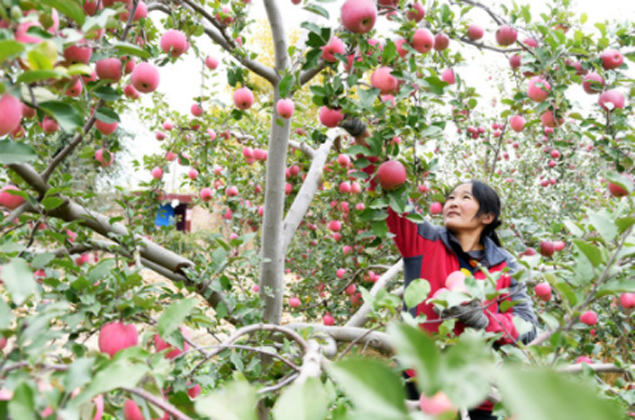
[281,133,336,253]
[263,0,290,73]
[299,61,328,86]
[286,323,394,355]
[288,140,316,159]
[345,260,404,328]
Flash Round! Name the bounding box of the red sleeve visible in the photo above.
[483,273,518,345]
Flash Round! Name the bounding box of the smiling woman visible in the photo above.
[341,120,538,420]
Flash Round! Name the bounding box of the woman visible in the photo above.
[341,119,538,420]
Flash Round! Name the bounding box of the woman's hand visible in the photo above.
[340,117,369,146]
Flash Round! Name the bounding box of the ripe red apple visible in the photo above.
[541,110,564,128]
[600,48,623,70]
[554,241,565,251]
[371,67,398,95]
[123,399,146,420]
[509,54,521,69]
[430,202,443,215]
[340,0,377,34]
[65,78,83,97]
[0,186,25,210]
[467,24,484,41]
[406,3,425,22]
[445,271,467,293]
[188,169,198,180]
[337,154,351,167]
[394,38,409,58]
[205,56,218,70]
[276,98,294,119]
[63,44,92,64]
[131,62,160,93]
[598,89,625,112]
[95,149,114,167]
[527,76,551,102]
[550,149,561,159]
[160,29,188,58]
[119,0,147,21]
[40,116,59,134]
[187,383,202,399]
[576,356,593,365]
[328,220,342,232]
[200,188,213,201]
[419,391,456,416]
[151,167,163,180]
[412,28,434,54]
[441,68,455,85]
[608,181,628,197]
[95,58,122,82]
[98,322,138,358]
[83,0,102,15]
[345,284,356,296]
[619,293,635,310]
[226,186,239,197]
[580,310,597,326]
[234,87,254,110]
[289,297,301,308]
[216,6,234,25]
[336,268,346,278]
[321,37,346,63]
[510,115,526,132]
[0,94,23,136]
[154,326,191,359]
[534,282,552,301]
[95,120,118,135]
[433,33,449,51]
[323,313,335,326]
[376,160,406,190]
[582,73,604,94]
[495,25,517,46]
[319,106,344,127]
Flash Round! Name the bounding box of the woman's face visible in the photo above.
[443,183,493,233]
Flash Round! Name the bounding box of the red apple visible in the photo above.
[41,116,59,134]
[160,29,188,58]
[433,33,449,51]
[63,44,92,64]
[98,322,138,358]
[495,25,517,46]
[65,78,83,97]
[598,89,625,112]
[430,202,443,215]
[289,297,301,308]
[510,115,526,132]
[540,241,555,257]
[319,107,344,127]
[419,391,456,416]
[580,310,597,326]
[445,271,467,293]
[321,37,345,63]
[187,383,202,399]
[534,282,552,301]
[371,67,398,95]
[0,94,23,136]
[95,149,114,167]
[226,186,239,197]
[509,54,521,69]
[233,87,254,110]
[131,62,160,93]
[582,73,604,94]
[205,56,219,70]
[95,58,122,82]
[412,28,434,54]
[95,120,118,135]
[619,293,635,310]
[345,284,356,296]
[123,400,145,420]
[340,0,377,34]
[188,169,198,180]
[554,241,565,251]
[15,21,43,44]
[151,167,163,180]
[406,3,425,22]
[154,326,191,359]
[541,110,564,128]
[376,160,406,190]
[394,38,409,58]
[336,268,346,278]
[441,68,455,85]
[600,48,623,70]
[337,154,351,167]
[527,76,551,102]
[119,0,147,21]
[276,98,294,118]
[0,186,25,210]
[200,188,213,201]
[323,313,335,326]
[467,24,484,41]
[328,220,342,232]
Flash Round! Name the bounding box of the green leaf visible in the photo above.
[0,140,37,164]
[112,42,151,59]
[572,240,603,267]
[279,75,294,98]
[157,298,197,337]
[64,358,95,391]
[42,196,64,210]
[40,0,86,25]
[0,297,12,330]
[553,282,577,306]
[0,40,25,63]
[406,213,425,223]
[580,13,587,24]
[587,210,617,243]
[303,4,329,19]
[605,170,633,195]
[95,107,120,124]
[498,367,625,420]
[195,381,258,420]
[8,382,36,420]
[16,69,67,84]
[39,101,83,132]
[327,358,409,420]
[273,378,328,420]
[616,217,635,234]
[387,323,441,395]
[597,280,635,297]
[404,278,430,309]
[94,86,121,102]
[371,220,388,237]
[1,258,37,306]
[73,360,147,407]
[358,88,380,108]
[88,259,116,284]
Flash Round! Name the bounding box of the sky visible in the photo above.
[117,0,634,191]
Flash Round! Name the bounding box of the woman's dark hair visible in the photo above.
[453,180,503,246]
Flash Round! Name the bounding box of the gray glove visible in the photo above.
[340,117,367,137]
[441,300,489,330]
